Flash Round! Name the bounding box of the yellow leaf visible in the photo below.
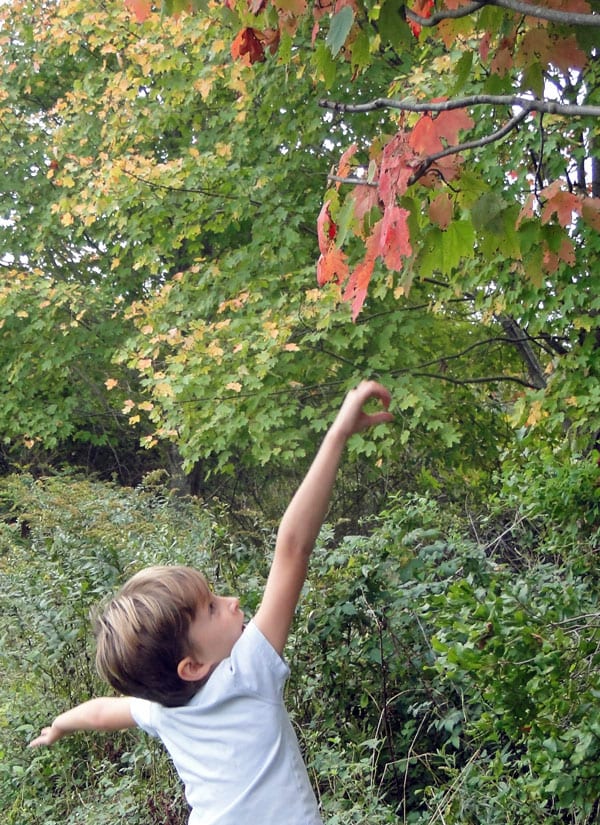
[216,143,232,159]
[61,212,74,226]
[525,400,547,427]
[226,381,242,392]
[105,378,119,390]
[122,399,136,414]
[284,343,300,352]
[138,401,154,411]
[128,415,141,425]
[154,382,174,398]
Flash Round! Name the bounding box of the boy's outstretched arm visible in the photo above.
[29,696,136,747]
[255,380,393,655]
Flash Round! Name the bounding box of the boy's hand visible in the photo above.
[29,724,65,748]
[331,380,393,440]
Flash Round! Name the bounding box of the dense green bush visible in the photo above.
[1,472,598,824]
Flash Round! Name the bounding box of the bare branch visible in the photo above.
[408,109,531,185]
[412,371,538,389]
[487,0,599,26]
[406,0,600,27]
[326,109,531,188]
[319,95,600,119]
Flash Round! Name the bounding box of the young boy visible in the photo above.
[30,380,393,825]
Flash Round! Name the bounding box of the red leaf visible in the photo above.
[317,246,349,286]
[342,223,380,318]
[540,184,582,227]
[351,183,380,227]
[409,115,443,155]
[317,201,335,255]
[231,28,265,64]
[379,206,412,270]
[378,131,416,206]
[125,0,152,22]
[433,108,474,145]
[408,0,433,37]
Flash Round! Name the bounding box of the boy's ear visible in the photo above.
[177,656,211,683]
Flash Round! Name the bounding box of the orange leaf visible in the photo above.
[337,144,358,187]
[125,0,152,23]
[317,246,349,286]
[541,187,582,227]
[231,27,265,64]
[429,192,453,229]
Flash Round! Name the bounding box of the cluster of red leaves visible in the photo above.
[408,0,434,38]
[230,26,280,64]
[517,180,600,275]
[318,108,473,319]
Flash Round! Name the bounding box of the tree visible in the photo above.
[3,0,597,499]
[154,0,600,457]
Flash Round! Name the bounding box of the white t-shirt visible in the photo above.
[130,620,323,825]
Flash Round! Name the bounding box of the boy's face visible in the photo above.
[186,592,245,671]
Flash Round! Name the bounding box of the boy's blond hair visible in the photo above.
[94,565,210,707]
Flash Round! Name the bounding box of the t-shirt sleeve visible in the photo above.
[129,696,159,737]
[228,620,290,700]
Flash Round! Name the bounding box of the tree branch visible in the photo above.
[326,109,531,189]
[408,109,531,185]
[412,371,538,389]
[319,95,600,119]
[406,0,600,27]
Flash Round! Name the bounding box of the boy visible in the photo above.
[30,380,393,825]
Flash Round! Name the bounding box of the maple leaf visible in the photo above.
[378,131,416,207]
[540,182,582,227]
[429,192,453,229]
[341,222,380,318]
[409,115,443,155]
[582,197,600,232]
[433,108,474,145]
[379,206,412,270]
[516,192,537,227]
[125,0,153,23]
[336,143,358,188]
[317,245,349,286]
[231,28,266,64]
[317,200,336,254]
[351,183,380,228]
[408,0,434,37]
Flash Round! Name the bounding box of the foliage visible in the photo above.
[1,471,598,823]
[2,0,597,494]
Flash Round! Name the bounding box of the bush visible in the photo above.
[1,474,598,824]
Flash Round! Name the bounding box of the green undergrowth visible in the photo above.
[1,469,598,824]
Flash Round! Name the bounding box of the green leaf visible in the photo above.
[326,7,355,58]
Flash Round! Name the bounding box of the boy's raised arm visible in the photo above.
[254,380,393,655]
[29,696,136,747]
